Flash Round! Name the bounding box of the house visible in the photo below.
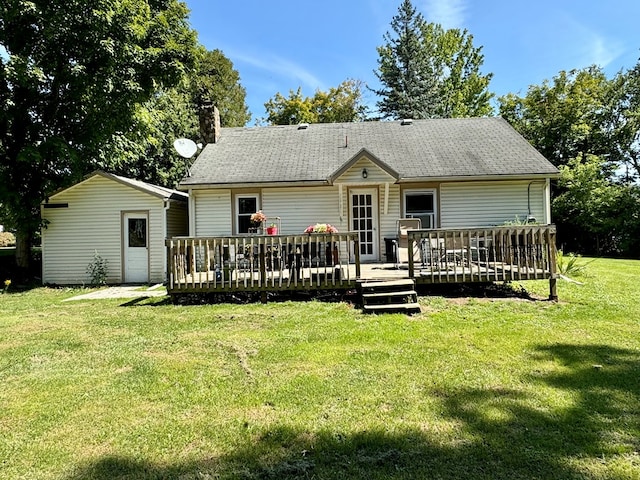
[180,116,559,263]
[41,171,188,285]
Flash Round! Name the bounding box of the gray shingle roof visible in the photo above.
[109,172,188,201]
[181,117,558,188]
[47,170,188,202]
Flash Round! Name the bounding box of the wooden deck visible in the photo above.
[166,225,558,299]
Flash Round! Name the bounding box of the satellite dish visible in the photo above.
[173,138,198,159]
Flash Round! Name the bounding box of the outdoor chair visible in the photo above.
[393,218,422,269]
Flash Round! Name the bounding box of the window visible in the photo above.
[236,195,259,234]
[128,218,147,247]
[404,190,437,228]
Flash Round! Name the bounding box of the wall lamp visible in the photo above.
[362,168,368,179]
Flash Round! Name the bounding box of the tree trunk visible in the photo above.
[15,229,32,273]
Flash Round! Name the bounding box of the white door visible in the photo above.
[124,212,149,283]
[350,188,379,262]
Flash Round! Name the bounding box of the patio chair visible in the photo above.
[393,218,422,269]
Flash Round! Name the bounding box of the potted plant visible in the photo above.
[249,210,267,234]
[250,210,267,225]
[304,224,339,266]
[265,223,278,235]
[303,223,338,234]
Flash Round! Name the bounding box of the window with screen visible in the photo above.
[404,190,436,229]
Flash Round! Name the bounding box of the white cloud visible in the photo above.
[231,50,326,93]
[561,14,625,70]
[579,32,624,70]
[420,0,467,29]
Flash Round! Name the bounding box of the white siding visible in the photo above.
[42,176,166,285]
[166,201,188,238]
[338,157,396,184]
[193,189,232,236]
[440,181,547,228]
[190,155,401,261]
[263,186,344,233]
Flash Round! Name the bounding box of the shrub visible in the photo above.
[86,251,108,286]
[557,250,594,278]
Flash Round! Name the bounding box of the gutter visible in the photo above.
[398,173,560,183]
[178,179,331,191]
[178,172,560,191]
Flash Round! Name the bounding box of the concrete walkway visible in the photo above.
[63,284,167,301]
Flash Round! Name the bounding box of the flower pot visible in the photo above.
[266,226,278,235]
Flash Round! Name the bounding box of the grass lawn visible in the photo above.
[1,258,639,479]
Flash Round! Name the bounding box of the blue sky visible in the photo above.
[185,0,640,125]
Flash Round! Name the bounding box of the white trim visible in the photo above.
[122,211,150,284]
[349,188,379,262]
[188,189,196,236]
[235,193,260,234]
[384,182,390,215]
[544,178,552,224]
[403,188,438,229]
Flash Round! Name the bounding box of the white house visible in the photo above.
[41,171,188,285]
[180,117,559,263]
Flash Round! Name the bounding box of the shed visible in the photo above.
[41,171,188,285]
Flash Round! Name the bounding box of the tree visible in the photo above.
[0,0,198,271]
[99,85,199,189]
[193,48,251,128]
[264,79,367,125]
[99,48,251,190]
[497,66,640,256]
[373,0,493,120]
[553,155,640,256]
[604,62,640,182]
[264,88,316,126]
[498,66,614,168]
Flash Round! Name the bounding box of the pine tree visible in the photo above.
[374,0,493,119]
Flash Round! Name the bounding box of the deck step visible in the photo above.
[359,278,421,315]
[363,302,422,314]
[362,290,417,299]
[359,278,416,292]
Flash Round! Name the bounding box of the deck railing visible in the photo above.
[166,233,360,293]
[166,225,558,299]
[406,224,557,286]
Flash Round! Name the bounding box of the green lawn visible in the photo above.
[1,258,639,479]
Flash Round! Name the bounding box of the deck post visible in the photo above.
[548,227,559,301]
[549,277,558,301]
[408,236,415,278]
[354,238,361,278]
[259,243,266,288]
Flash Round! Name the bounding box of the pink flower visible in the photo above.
[304,223,338,233]
[250,210,267,224]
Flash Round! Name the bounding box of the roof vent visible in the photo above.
[401,118,413,126]
[298,123,309,130]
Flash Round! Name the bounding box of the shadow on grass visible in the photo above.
[122,290,361,307]
[64,344,639,480]
[118,296,173,307]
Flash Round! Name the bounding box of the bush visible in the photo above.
[86,251,108,286]
[556,250,594,278]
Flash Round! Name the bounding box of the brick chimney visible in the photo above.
[199,102,221,144]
